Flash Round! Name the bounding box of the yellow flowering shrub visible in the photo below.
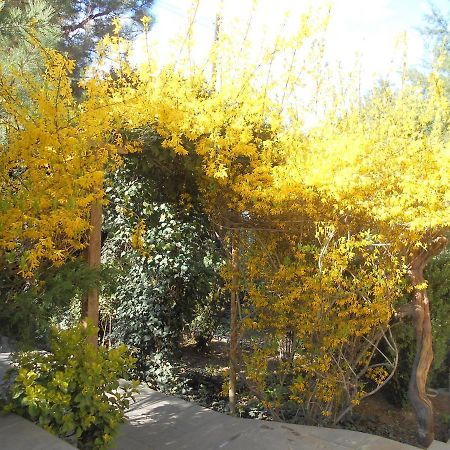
[239,225,405,423]
[2,2,449,434]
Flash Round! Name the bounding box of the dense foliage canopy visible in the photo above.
[1,1,449,447]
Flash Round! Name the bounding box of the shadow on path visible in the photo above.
[114,385,419,450]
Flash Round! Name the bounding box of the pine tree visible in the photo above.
[1,1,155,79]
[52,0,155,73]
[0,0,60,75]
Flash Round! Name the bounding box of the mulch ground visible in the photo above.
[345,390,450,448]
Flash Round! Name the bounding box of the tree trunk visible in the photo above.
[407,236,447,448]
[279,329,296,361]
[81,199,102,347]
[229,234,239,415]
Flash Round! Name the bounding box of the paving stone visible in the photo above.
[0,352,424,450]
[429,440,450,450]
[292,424,418,449]
[0,414,75,450]
[114,386,419,450]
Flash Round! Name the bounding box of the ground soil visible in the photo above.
[345,390,450,448]
[177,339,450,449]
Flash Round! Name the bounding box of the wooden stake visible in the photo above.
[229,233,239,415]
[82,199,102,347]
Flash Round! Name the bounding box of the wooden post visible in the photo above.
[82,199,102,347]
[229,233,239,415]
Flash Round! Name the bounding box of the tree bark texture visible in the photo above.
[82,199,102,347]
[279,329,296,361]
[229,235,239,415]
[407,236,447,448]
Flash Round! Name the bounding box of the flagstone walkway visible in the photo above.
[2,352,449,450]
[113,383,422,450]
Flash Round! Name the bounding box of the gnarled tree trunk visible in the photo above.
[407,236,447,448]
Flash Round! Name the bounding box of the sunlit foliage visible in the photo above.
[1,0,449,430]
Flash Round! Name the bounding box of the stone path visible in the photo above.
[2,352,449,450]
[113,384,421,450]
[0,413,76,450]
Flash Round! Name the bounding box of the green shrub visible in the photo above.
[189,292,226,351]
[4,324,139,450]
[101,144,225,365]
[138,351,188,394]
[0,260,104,348]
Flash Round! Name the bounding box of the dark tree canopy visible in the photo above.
[0,0,155,75]
[52,0,154,70]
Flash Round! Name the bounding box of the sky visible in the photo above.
[143,0,450,84]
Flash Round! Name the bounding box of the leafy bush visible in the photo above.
[137,351,189,394]
[4,324,138,450]
[241,229,405,425]
[102,146,224,365]
[0,260,103,348]
[427,249,450,387]
[189,292,226,350]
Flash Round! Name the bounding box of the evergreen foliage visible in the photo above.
[0,0,60,73]
[102,135,225,378]
[53,0,154,71]
[427,247,450,384]
[0,0,155,82]
[0,261,99,346]
[5,325,138,450]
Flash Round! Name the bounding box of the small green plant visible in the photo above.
[4,324,139,450]
[442,413,450,426]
